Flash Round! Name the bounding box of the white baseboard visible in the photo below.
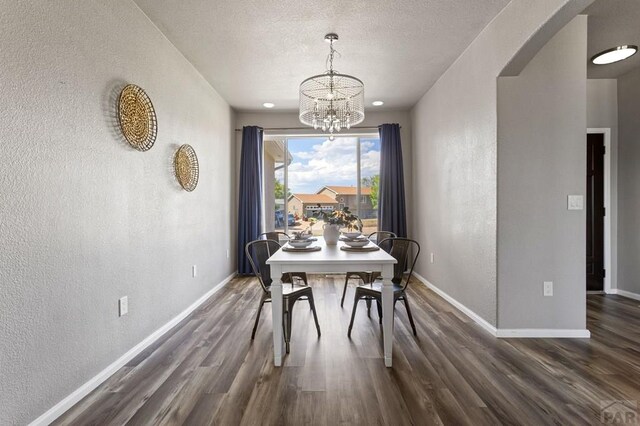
[413,272,498,336]
[413,273,591,339]
[610,288,640,301]
[495,329,590,338]
[29,272,237,426]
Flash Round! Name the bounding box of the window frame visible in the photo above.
[267,133,378,234]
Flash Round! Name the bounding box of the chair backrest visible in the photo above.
[368,231,397,249]
[377,237,420,289]
[245,239,282,293]
[258,231,290,243]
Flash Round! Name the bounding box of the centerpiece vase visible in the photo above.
[322,224,341,245]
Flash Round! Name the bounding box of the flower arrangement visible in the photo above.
[313,205,363,231]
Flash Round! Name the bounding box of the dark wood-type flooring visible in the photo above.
[55,275,640,425]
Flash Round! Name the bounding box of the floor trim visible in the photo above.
[29,272,237,426]
[413,273,591,339]
[413,272,498,336]
[496,329,591,338]
[610,288,640,302]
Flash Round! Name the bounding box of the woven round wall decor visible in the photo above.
[117,84,157,151]
[174,144,199,192]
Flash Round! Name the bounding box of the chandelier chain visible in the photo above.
[325,39,340,74]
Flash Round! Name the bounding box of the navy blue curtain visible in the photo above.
[237,126,263,274]
[378,123,407,237]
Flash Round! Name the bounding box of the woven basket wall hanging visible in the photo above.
[117,84,157,151]
[174,144,199,192]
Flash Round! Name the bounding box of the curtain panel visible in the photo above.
[378,123,407,237]
[237,126,263,274]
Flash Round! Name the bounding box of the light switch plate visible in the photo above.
[567,195,584,210]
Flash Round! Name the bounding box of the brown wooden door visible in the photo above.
[586,133,605,291]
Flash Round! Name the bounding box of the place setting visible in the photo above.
[339,230,380,252]
[282,230,321,252]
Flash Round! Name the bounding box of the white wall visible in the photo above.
[497,16,588,330]
[617,67,640,295]
[0,1,235,424]
[587,79,618,291]
[235,110,413,236]
[410,0,591,327]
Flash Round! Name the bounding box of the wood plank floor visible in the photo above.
[55,276,640,425]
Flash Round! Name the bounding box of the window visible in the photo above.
[264,135,380,235]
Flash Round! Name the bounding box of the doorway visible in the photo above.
[586,133,605,291]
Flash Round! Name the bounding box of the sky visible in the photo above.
[274,137,380,194]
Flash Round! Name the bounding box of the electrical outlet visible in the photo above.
[430,253,435,263]
[192,265,197,278]
[543,281,553,297]
[119,296,128,317]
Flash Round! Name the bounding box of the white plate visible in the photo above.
[343,231,362,239]
[289,240,313,248]
[343,239,370,248]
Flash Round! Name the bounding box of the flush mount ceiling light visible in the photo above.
[591,45,638,65]
[263,102,275,108]
[372,101,384,106]
[299,33,364,140]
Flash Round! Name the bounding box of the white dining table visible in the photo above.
[266,238,398,367]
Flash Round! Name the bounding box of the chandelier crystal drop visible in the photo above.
[299,33,365,136]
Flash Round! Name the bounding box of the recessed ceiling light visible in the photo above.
[263,102,275,108]
[591,45,638,65]
[372,101,384,106]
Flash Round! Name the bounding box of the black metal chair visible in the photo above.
[340,231,397,307]
[245,239,321,353]
[258,232,309,286]
[347,237,420,337]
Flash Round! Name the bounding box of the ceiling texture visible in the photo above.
[134,0,510,111]
[585,0,640,79]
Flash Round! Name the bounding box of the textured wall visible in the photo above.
[617,67,640,294]
[497,16,588,330]
[410,0,591,327]
[587,79,618,291]
[0,1,235,423]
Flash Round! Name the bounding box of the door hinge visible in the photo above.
[603,269,606,278]
[603,146,606,155]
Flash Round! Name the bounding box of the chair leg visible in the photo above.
[284,309,291,354]
[251,299,265,339]
[403,297,417,336]
[341,275,350,307]
[308,293,321,337]
[366,298,372,317]
[376,299,382,324]
[348,293,359,338]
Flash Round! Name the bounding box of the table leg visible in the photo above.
[381,263,394,367]
[270,264,284,366]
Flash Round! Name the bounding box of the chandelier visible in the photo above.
[299,33,365,139]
